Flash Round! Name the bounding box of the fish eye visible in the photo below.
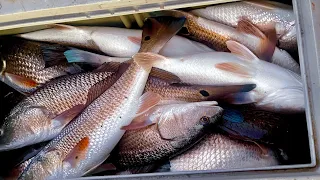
[200,116,211,124]
[180,26,190,35]
[144,36,151,41]
[199,90,210,97]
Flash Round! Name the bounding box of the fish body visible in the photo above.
[0,71,116,151]
[190,1,297,52]
[112,101,223,168]
[19,16,185,179]
[167,133,279,171]
[163,10,299,73]
[144,42,304,113]
[0,37,81,94]
[218,105,289,145]
[18,25,213,57]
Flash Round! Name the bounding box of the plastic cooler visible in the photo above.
[0,0,319,179]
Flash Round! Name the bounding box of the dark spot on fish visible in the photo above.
[180,26,190,35]
[200,90,209,97]
[75,156,78,159]
[119,116,122,119]
[101,125,103,127]
[144,36,151,41]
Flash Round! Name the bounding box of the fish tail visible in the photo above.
[139,16,186,53]
[64,49,130,65]
[64,63,84,75]
[133,52,167,71]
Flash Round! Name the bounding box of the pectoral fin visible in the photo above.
[215,62,256,78]
[121,108,156,130]
[63,137,89,168]
[52,104,85,128]
[5,72,39,90]
[136,91,162,116]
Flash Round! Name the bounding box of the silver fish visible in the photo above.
[113,101,222,168]
[18,16,186,180]
[190,1,297,52]
[18,25,213,58]
[137,41,304,114]
[0,70,116,151]
[160,10,300,74]
[166,133,279,171]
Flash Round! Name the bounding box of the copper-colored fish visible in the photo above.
[0,37,82,94]
[111,101,222,169]
[0,69,116,151]
[190,1,297,52]
[158,10,300,74]
[18,16,186,179]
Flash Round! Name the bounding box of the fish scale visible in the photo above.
[0,71,116,151]
[190,1,296,51]
[168,133,278,171]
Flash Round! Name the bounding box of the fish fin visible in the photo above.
[237,18,265,39]
[226,40,259,62]
[63,137,90,168]
[237,19,276,62]
[222,107,244,123]
[184,84,256,100]
[215,62,255,77]
[40,44,69,67]
[121,116,155,130]
[136,91,162,116]
[4,72,39,89]
[121,108,156,130]
[86,163,117,175]
[83,155,110,176]
[29,106,56,119]
[255,87,304,113]
[139,16,186,53]
[47,24,76,30]
[150,68,181,84]
[224,92,256,104]
[128,36,142,45]
[64,49,130,65]
[244,139,270,157]
[85,72,117,105]
[64,63,84,75]
[133,52,167,71]
[52,104,85,127]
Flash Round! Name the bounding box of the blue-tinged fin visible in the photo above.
[222,107,244,123]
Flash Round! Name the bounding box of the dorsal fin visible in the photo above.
[226,40,258,62]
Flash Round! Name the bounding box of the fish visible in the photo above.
[217,105,290,146]
[64,50,257,103]
[0,69,117,151]
[190,1,297,52]
[18,16,186,179]
[0,37,82,94]
[165,133,279,171]
[18,24,213,58]
[110,101,223,169]
[135,41,304,114]
[158,10,300,74]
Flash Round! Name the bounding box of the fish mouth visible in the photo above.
[0,58,6,75]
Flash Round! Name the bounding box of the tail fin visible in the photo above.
[139,16,186,53]
[133,52,167,71]
[40,43,70,68]
[64,49,129,65]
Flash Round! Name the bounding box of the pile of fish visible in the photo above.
[0,1,310,179]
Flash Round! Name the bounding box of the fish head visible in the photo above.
[21,149,64,180]
[0,105,52,150]
[158,102,223,148]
